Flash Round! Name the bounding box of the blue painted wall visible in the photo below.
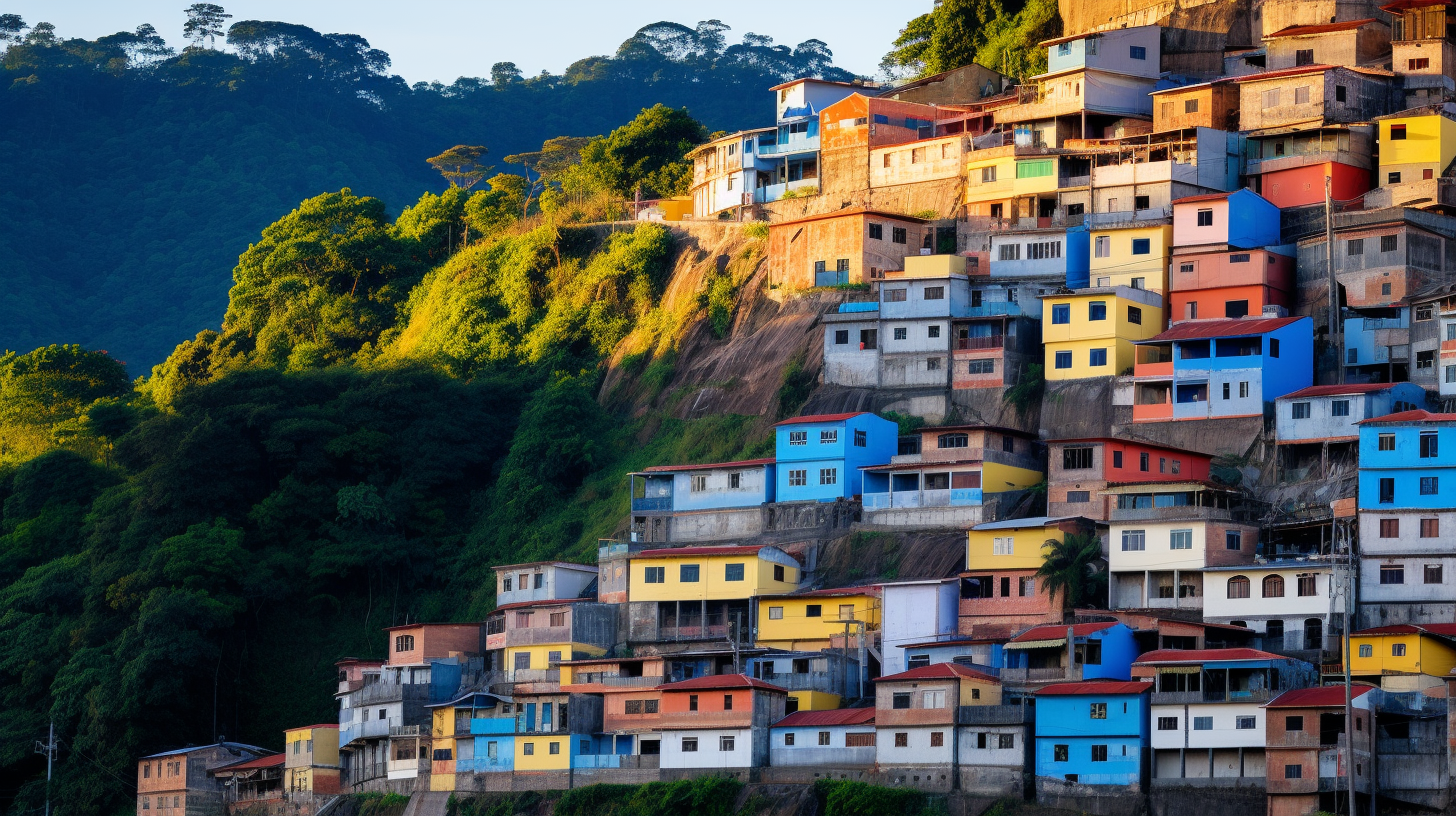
[1003,624,1139,680]
[1225,189,1283,249]
[1066,226,1091,289]
[776,414,898,501]
[1359,421,1456,509]
[1167,317,1313,417]
[466,718,516,772]
[1035,689,1149,785]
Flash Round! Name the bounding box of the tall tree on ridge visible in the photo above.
[427,145,491,191]
[182,3,231,50]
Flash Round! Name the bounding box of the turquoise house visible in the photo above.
[1035,680,1152,788]
[774,412,898,502]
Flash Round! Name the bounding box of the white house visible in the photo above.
[769,708,877,767]
[493,562,600,606]
[879,578,960,674]
[1202,562,1337,659]
[1275,383,1426,445]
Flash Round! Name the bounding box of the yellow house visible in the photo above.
[1377,109,1456,186]
[1089,224,1172,294]
[428,706,461,792]
[504,642,609,677]
[283,724,341,796]
[513,693,574,772]
[629,545,801,603]
[1040,286,1166,380]
[755,587,881,651]
[966,516,1098,571]
[965,151,1062,221]
[1349,624,1456,686]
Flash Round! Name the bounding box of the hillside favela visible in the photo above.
[26,0,1456,815]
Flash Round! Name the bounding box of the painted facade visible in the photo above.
[1047,438,1213,522]
[766,209,931,289]
[769,708,878,768]
[493,562,599,607]
[755,587,880,651]
[1202,563,1338,660]
[774,412,898,502]
[861,424,1044,528]
[1034,681,1152,790]
[1041,287,1166,381]
[1002,623,1140,690]
[1131,316,1314,422]
[880,579,960,675]
[961,516,1099,637]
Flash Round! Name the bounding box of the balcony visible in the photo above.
[999,665,1083,685]
[755,178,819,204]
[386,756,430,779]
[345,762,388,787]
[657,709,756,729]
[756,670,843,692]
[956,335,1006,350]
[1150,688,1276,706]
[1110,504,1234,523]
[758,136,819,156]
[568,673,665,689]
[390,725,425,737]
[961,301,1023,318]
[631,496,671,512]
[1363,177,1456,210]
[502,625,573,647]
[862,488,981,510]
[1084,207,1172,227]
[573,753,661,770]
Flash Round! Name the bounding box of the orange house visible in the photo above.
[818,94,944,196]
[1168,247,1295,322]
[137,743,270,816]
[765,208,930,288]
[383,623,482,666]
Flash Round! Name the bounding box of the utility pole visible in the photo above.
[1326,175,1345,384]
[34,720,56,816]
[1341,534,1357,816]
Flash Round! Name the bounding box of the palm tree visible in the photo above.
[1036,532,1107,620]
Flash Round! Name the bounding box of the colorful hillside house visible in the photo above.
[626,544,800,645]
[774,412,898,502]
[961,516,1100,638]
[1034,681,1152,799]
[860,424,1043,528]
[1131,316,1313,421]
[1002,622,1140,693]
[1041,287,1166,381]
[656,674,787,773]
[770,708,878,768]
[1047,438,1213,521]
[627,458,776,544]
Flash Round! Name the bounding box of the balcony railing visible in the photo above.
[389,725,425,737]
[658,623,731,641]
[657,710,755,729]
[756,670,844,693]
[758,137,819,156]
[956,335,1005,350]
[999,665,1082,685]
[862,489,982,510]
[960,301,1023,318]
[345,762,388,787]
[1110,504,1236,523]
[573,753,661,770]
[1150,688,1276,706]
[631,496,672,512]
[568,673,665,688]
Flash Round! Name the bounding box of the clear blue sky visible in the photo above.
[7,1,934,83]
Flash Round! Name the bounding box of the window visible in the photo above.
[1328,399,1350,418]
[924,286,945,300]
[1298,573,1317,596]
[549,742,560,755]
[1193,717,1213,731]
[884,288,907,303]
[869,223,883,240]
[788,469,807,487]
[1128,306,1142,325]
[1067,490,1090,503]
[1122,530,1146,551]
[1422,476,1439,495]
[1134,195,1150,211]
[1140,452,1149,471]
[846,732,875,747]
[395,634,415,653]
[729,472,740,489]
[998,243,1021,261]
[928,325,941,339]
[768,606,783,620]
[1381,565,1405,585]
[819,429,838,445]
[523,742,535,756]
[819,468,837,486]
[1426,564,1443,584]
[1131,238,1151,255]
[1379,434,1395,452]
[1170,529,1192,550]
[893,327,907,340]
[1422,518,1439,538]
[1052,304,1071,324]
[681,737,697,752]
[725,563,744,581]
[1390,172,1403,185]
[1336,85,1347,102]
[1090,702,1107,719]
[1240,382,1249,399]
[789,430,807,446]
[894,733,909,747]
[892,693,911,709]
[502,576,512,592]
[644,566,665,583]
[854,429,866,447]
[1291,402,1310,419]
[929,731,945,747]
[1091,744,1108,762]
[1382,234,1398,252]
[1227,576,1250,599]
[775,564,787,582]
[1294,86,1310,104]
[723,694,734,711]
[892,227,907,244]
[1090,348,1107,367]
[1089,301,1107,321]
[1054,745,1069,762]
[1226,530,1242,550]
[1417,304,1434,321]
[1422,433,1439,458]
[993,536,1015,555]
[1157,717,1178,731]
[1294,48,1314,65]
[1261,88,1280,108]
[939,433,969,449]
[814,260,825,275]
[1380,518,1399,538]
[689,694,698,711]
[1285,765,1302,780]
[1130,45,1147,59]
[1358,643,1373,658]
[805,604,822,618]
[1393,643,1408,656]
[981,166,997,183]
[1055,351,1073,369]
[1095,235,1110,257]
[691,474,707,493]
[1263,574,1284,598]
[549,611,566,628]
[815,730,830,746]
[926,357,941,371]
[680,564,700,582]
[1391,124,1408,141]
[1286,715,1304,732]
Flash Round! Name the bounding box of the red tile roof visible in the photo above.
[775,412,870,426]
[773,708,877,728]
[1267,18,1378,37]
[643,458,776,473]
[877,663,1001,684]
[1038,680,1152,696]
[1233,64,1335,82]
[1353,623,1456,637]
[1047,437,1213,458]
[1358,409,1456,424]
[1134,648,1286,665]
[382,622,481,632]
[1172,191,1234,205]
[657,673,786,692]
[1145,316,1303,341]
[635,545,772,559]
[1266,684,1377,708]
[1010,622,1118,642]
[1281,383,1406,399]
[761,584,880,599]
[212,753,285,773]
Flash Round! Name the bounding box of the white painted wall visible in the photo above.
[876,725,955,766]
[660,728,754,769]
[1108,521,1213,573]
[881,581,958,674]
[1151,703,1265,751]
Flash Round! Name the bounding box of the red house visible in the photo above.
[1047,439,1213,521]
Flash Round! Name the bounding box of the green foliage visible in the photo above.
[880,411,926,437]
[743,221,769,240]
[775,355,816,419]
[1036,531,1108,613]
[814,780,940,816]
[884,0,1058,81]
[975,0,1060,80]
[449,791,546,816]
[1003,362,1044,417]
[572,104,708,198]
[358,791,410,816]
[556,777,744,816]
[0,344,134,464]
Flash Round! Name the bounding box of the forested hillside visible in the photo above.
[0,14,853,372]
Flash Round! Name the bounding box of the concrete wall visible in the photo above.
[669,508,764,542]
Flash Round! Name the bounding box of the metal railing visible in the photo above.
[569,673,664,688]
[999,666,1081,684]
[956,335,1005,350]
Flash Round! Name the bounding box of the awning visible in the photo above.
[1157,666,1201,674]
[1005,638,1066,650]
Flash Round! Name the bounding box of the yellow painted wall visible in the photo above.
[982,462,1044,493]
[505,642,606,671]
[1089,225,1172,294]
[965,157,1017,206]
[284,726,340,768]
[515,737,570,771]
[1349,632,1456,677]
[1042,292,1164,381]
[430,772,457,792]
[1379,114,1456,182]
[756,594,881,648]
[960,677,1004,705]
[630,553,799,603]
[968,523,1064,570]
[788,690,843,711]
[657,197,693,221]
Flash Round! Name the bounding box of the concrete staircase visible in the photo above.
[401,790,451,816]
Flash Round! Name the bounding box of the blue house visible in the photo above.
[1003,622,1140,685]
[775,412,898,502]
[1034,680,1152,789]
[1357,410,1456,510]
[987,226,1091,288]
[1132,315,1313,422]
[1172,187,1283,250]
[629,459,777,514]
[427,691,516,774]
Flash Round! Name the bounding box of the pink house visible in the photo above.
[1171,189,1282,251]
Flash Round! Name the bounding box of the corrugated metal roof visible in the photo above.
[1010,622,1117,642]
[634,545,773,559]
[970,516,1091,531]
[1038,680,1152,696]
[142,743,269,760]
[641,458,776,474]
[877,663,1001,684]
[1358,409,1456,424]
[1134,648,1285,665]
[1143,316,1303,341]
[1004,638,1066,650]
[1266,18,1379,38]
[1266,684,1377,708]
[211,753,285,773]
[657,673,786,692]
[774,412,871,426]
[772,708,876,728]
[1353,623,1456,637]
[1280,383,1404,399]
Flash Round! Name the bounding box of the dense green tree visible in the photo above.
[183,3,232,50]
[882,0,1054,80]
[426,145,491,190]
[574,104,707,198]
[1036,531,1108,617]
